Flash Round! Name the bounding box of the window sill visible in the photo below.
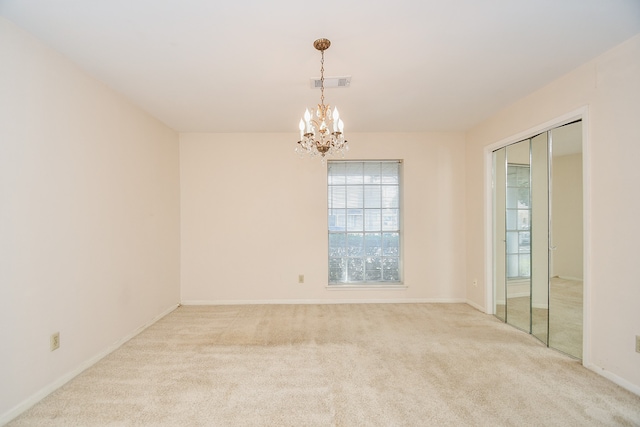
[325,284,407,291]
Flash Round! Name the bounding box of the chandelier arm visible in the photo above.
[309,117,323,129]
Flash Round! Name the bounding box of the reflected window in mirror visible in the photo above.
[506,164,531,279]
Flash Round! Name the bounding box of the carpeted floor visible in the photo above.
[8,303,640,426]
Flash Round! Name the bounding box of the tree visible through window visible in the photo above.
[328,161,401,284]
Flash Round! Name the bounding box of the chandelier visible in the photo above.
[296,38,348,161]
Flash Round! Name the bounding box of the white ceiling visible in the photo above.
[2,0,639,133]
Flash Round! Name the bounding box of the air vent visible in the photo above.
[310,76,351,89]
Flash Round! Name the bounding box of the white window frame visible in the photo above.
[327,160,403,286]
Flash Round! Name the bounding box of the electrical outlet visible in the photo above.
[472,279,478,287]
[298,274,304,284]
[50,332,60,351]
[636,336,640,353]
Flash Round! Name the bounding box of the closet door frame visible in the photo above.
[483,107,590,365]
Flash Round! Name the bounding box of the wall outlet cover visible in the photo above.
[50,332,60,351]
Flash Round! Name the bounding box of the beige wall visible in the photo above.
[466,33,640,391]
[2,12,639,422]
[180,132,467,303]
[0,18,181,421]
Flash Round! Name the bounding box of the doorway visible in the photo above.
[492,120,583,359]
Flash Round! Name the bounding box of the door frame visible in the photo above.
[483,106,590,365]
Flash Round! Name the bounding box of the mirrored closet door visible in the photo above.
[492,121,583,359]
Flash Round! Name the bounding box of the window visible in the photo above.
[328,161,401,284]
[506,164,530,279]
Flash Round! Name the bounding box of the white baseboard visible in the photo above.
[584,363,640,397]
[0,303,179,426]
[494,299,547,309]
[465,299,487,313]
[180,298,467,305]
[506,291,531,298]
[557,276,583,282]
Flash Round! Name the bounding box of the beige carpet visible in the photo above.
[8,304,640,426]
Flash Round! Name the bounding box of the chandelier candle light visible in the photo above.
[296,38,348,161]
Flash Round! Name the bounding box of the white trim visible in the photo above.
[484,146,495,314]
[483,108,586,152]
[506,279,530,285]
[465,299,485,312]
[493,299,548,309]
[585,363,640,396]
[556,276,583,282]
[505,291,531,298]
[325,285,408,291]
[532,303,549,309]
[181,298,466,305]
[0,304,180,426]
[581,106,592,368]
[483,106,590,363]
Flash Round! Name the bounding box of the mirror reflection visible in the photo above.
[505,141,531,332]
[549,122,583,359]
[492,121,583,359]
[531,132,549,344]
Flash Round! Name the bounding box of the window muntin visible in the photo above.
[328,161,401,284]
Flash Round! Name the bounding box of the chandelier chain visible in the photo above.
[320,50,325,107]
